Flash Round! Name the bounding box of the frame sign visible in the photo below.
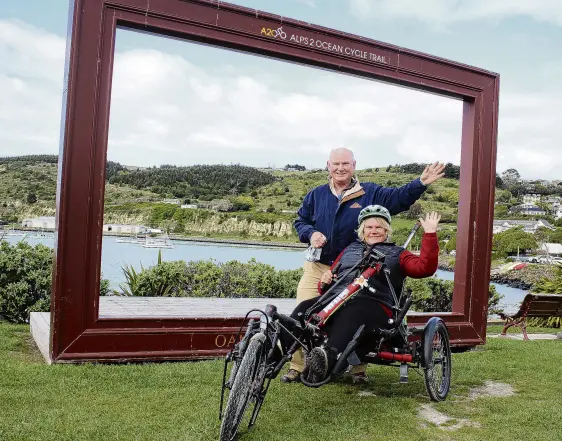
[50,0,499,362]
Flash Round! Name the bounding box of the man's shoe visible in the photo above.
[280,369,301,383]
[305,347,329,383]
[351,371,370,384]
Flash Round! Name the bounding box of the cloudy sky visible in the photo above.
[1,0,561,179]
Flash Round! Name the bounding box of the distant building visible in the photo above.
[103,224,148,234]
[493,219,554,235]
[162,199,181,205]
[541,243,562,256]
[522,194,541,204]
[509,204,546,216]
[180,204,198,209]
[198,199,233,212]
[22,216,56,229]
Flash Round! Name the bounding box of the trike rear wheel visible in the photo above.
[422,319,451,401]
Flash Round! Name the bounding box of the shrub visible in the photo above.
[405,276,503,315]
[114,257,502,316]
[0,241,52,323]
[0,241,111,323]
[115,257,303,298]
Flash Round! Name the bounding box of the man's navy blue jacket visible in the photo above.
[294,178,426,265]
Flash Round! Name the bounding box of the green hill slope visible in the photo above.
[0,156,461,243]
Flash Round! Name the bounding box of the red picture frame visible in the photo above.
[50,0,499,362]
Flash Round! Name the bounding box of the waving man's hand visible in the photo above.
[420,162,446,186]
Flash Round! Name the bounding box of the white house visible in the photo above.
[522,193,541,204]
[541,243,562,256]
[103,224,148,234]
[21,216,56,229]
[492,219,555,234]
[180,204,198,209]
[162,198,181,205]
[508,204,546,216]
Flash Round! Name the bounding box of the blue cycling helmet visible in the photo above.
[357,204,391,225]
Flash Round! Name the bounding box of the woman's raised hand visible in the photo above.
[419,212,441,233]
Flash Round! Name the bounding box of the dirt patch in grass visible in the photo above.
[419,381,516,431]
[468,380,515,399]
[418,404,481,431]
[357,391,376,397]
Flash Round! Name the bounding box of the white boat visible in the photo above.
[116,235,145,244]
[2,229,27,236]
[141,235,174,249]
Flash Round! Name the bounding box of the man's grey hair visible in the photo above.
[328,147,355,161]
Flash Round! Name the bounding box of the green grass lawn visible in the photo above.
[487,324,560,335]
[1,323,561,441]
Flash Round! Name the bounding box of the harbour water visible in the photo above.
[3,233,527,313]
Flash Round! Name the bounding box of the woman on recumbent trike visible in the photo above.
[280,205,442,384]
[219,205,450,441]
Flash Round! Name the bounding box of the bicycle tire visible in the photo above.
[422,320,452,401]
[225,319,255,388]
[220,333,266,441]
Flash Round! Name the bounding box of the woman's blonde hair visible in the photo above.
[357,217,392,242]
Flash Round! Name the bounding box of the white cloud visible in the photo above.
[349,0,562,27]
[1,19,561,180]
[0,20,64,155]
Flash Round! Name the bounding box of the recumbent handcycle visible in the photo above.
[218,225,452,441]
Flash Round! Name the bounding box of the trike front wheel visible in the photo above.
[220,333,266,441]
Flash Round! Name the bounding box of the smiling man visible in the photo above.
[282,147,445,383]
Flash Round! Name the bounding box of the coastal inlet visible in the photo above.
[4,234,527,314]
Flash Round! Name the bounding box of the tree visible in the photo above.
[406,202,422,219]
[284,164,306,171]
[495,174,504,189]
[443,163,460,180]
[26,193,37,204]
[445,235,456,253]
[232,196,254,211]
[495,189,512,203]
[494,205,509,218]
[492,227,537,257]
[534,227,552,243]
[501,168,521,187]
[548,229,562,244]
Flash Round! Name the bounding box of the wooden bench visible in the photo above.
[499,293,562,340]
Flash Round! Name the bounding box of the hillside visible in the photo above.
[0,156,466,244]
